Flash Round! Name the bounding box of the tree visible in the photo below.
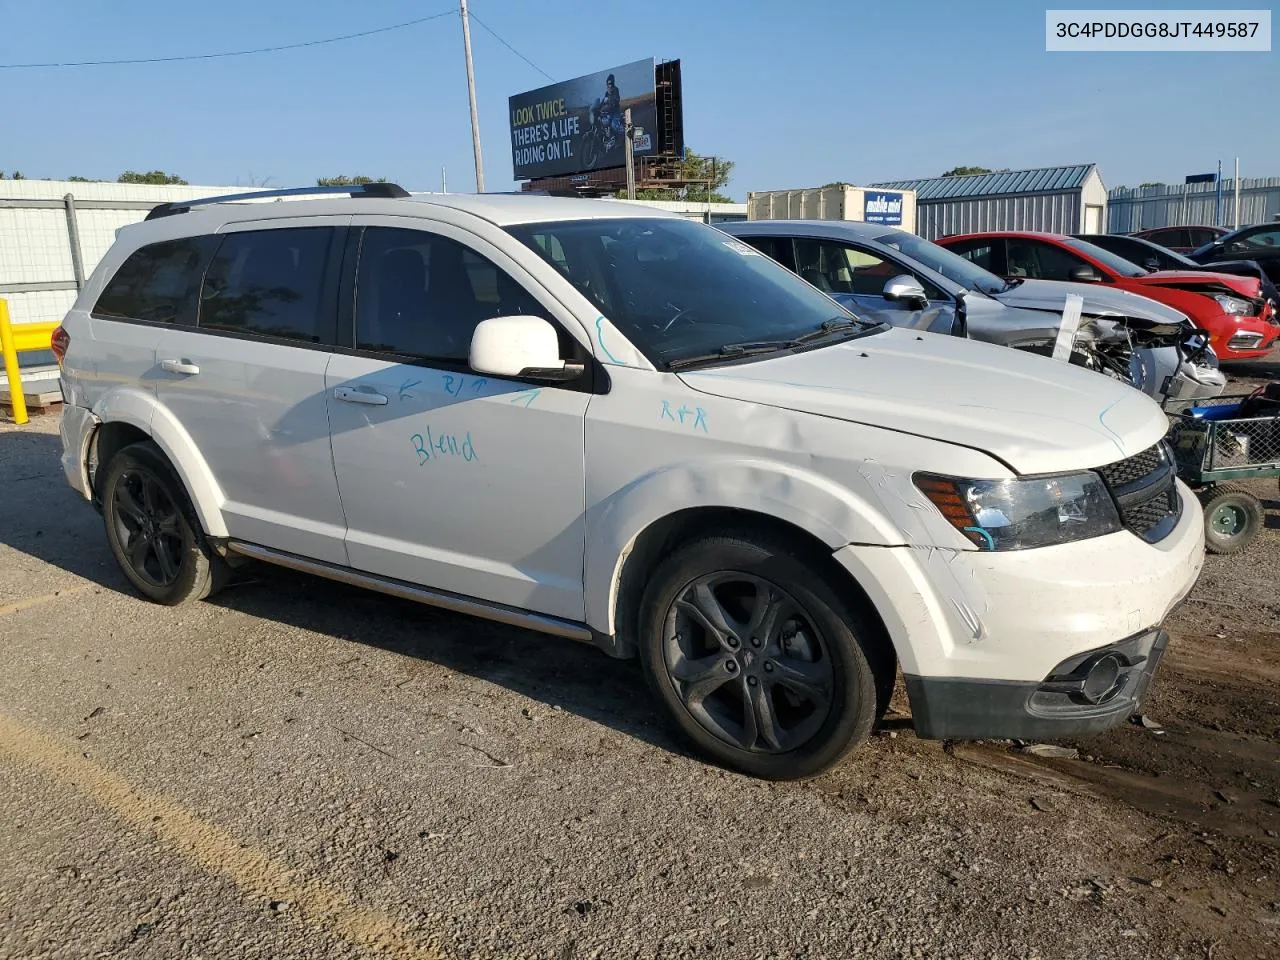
[634,148,735,203]
[940,166,993,178]
[118,170,188,185]
[68,175,94,182]
[316,175,388,186]
[0,171,25,180]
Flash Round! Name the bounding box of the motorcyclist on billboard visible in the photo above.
[595,74,623,150]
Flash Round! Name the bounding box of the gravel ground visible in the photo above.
[1,363,1277,959]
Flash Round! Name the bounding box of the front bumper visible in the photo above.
[905,629,1169,740]
[1208,314,1279,359]
[832,480,1203,740]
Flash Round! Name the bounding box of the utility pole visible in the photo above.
[1215,159,1222,226]
[442,166,448,193]
[1233,156,1241,228]
[459,0,485,192]
[624,108,636,200]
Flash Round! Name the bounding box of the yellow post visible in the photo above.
[0,298,29,425]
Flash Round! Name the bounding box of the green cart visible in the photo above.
[1166,388,1280,554]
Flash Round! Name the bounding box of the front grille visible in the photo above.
[1096,444,1180,543]
[1123,485,1179,535]
[1096,444,1163,487]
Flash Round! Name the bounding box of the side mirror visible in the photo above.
[1143,257,1161,272]
[883,274,928,306]
[469,315,585,382]
[1068,265,1101,282]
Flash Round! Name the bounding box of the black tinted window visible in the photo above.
[1148,228,1187,248]
[1187,228,1218,247]
[950,240,994,271]
[739,235,797,271]
[1006,240,1092,280]
[199,228,333,342]
[354,227,550,362]
[94,237,214,324]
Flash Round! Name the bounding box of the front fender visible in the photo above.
[91,388,228,537]
[583,457,907,636]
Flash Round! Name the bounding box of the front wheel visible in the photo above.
[638,531,886,780]
[1198,483,1264,555]
[580,132,600,169]
[100,441,229,604]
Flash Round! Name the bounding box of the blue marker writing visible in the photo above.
[510,388,541,408]
[660,400,677,421]
[596,316,622,365]
[693,407,708,433]
[399,378,422,401]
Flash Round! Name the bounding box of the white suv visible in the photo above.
[55,185,1205,779]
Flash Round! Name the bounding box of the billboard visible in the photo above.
[863,190,904,226]
[509,58,658,181]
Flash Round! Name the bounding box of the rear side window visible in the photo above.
[94,237,215,324]
[199,227,334,343]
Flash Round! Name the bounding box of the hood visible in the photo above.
[678,328,1168,476]
[991,278,1191,331]
[1131,270,1261,299]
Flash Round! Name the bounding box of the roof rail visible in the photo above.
[144,182,411,220]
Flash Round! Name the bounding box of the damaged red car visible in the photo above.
[938,231,1279,360]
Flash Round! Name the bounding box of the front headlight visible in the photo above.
[1212,293,1251,316]
[914,472,1121,551]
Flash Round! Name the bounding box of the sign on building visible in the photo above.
[863,190,904,225]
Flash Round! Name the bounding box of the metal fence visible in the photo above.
[1108,178,1280,234]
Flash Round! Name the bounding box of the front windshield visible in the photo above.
[873,231,1006,295]
[1060,236,1147,277]
[507,217,881,368]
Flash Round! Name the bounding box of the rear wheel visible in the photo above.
[1198,484,1264,555]
[101,441,229,604]
[638,530,886,780]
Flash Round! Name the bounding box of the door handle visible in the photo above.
[333,385,389,406]
[160,358,200,376]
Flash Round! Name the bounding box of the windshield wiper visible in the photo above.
[790,317,867,343]
[666,342,787,370]
[666,318,878,371]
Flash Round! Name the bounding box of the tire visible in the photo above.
[100,441,229,604]
[581,132,600,170]
[1198,484,1264,555]
[637,530,886,780]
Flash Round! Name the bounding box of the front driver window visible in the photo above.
[354,227,552,363]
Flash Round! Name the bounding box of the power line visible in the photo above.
[0,10,457,69]
[467,10,554,81]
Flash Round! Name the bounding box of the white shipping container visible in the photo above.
[747,185,917,233]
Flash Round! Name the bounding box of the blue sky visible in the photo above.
[3,0,1276,196]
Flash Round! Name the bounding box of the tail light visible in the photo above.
[51,324,70,367]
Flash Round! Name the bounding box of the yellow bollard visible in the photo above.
[0,298,28,425]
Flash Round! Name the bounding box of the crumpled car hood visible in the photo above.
[989,278,1191,331]
[677,327,1168,476]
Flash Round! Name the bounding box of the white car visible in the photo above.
[54,185,1204,779]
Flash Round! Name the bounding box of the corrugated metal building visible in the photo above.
[1107,177,1280,233]
[871,164,1108,240]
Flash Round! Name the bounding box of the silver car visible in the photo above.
[723,220,1225,402]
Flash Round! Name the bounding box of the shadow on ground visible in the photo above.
[0,428,681,757]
